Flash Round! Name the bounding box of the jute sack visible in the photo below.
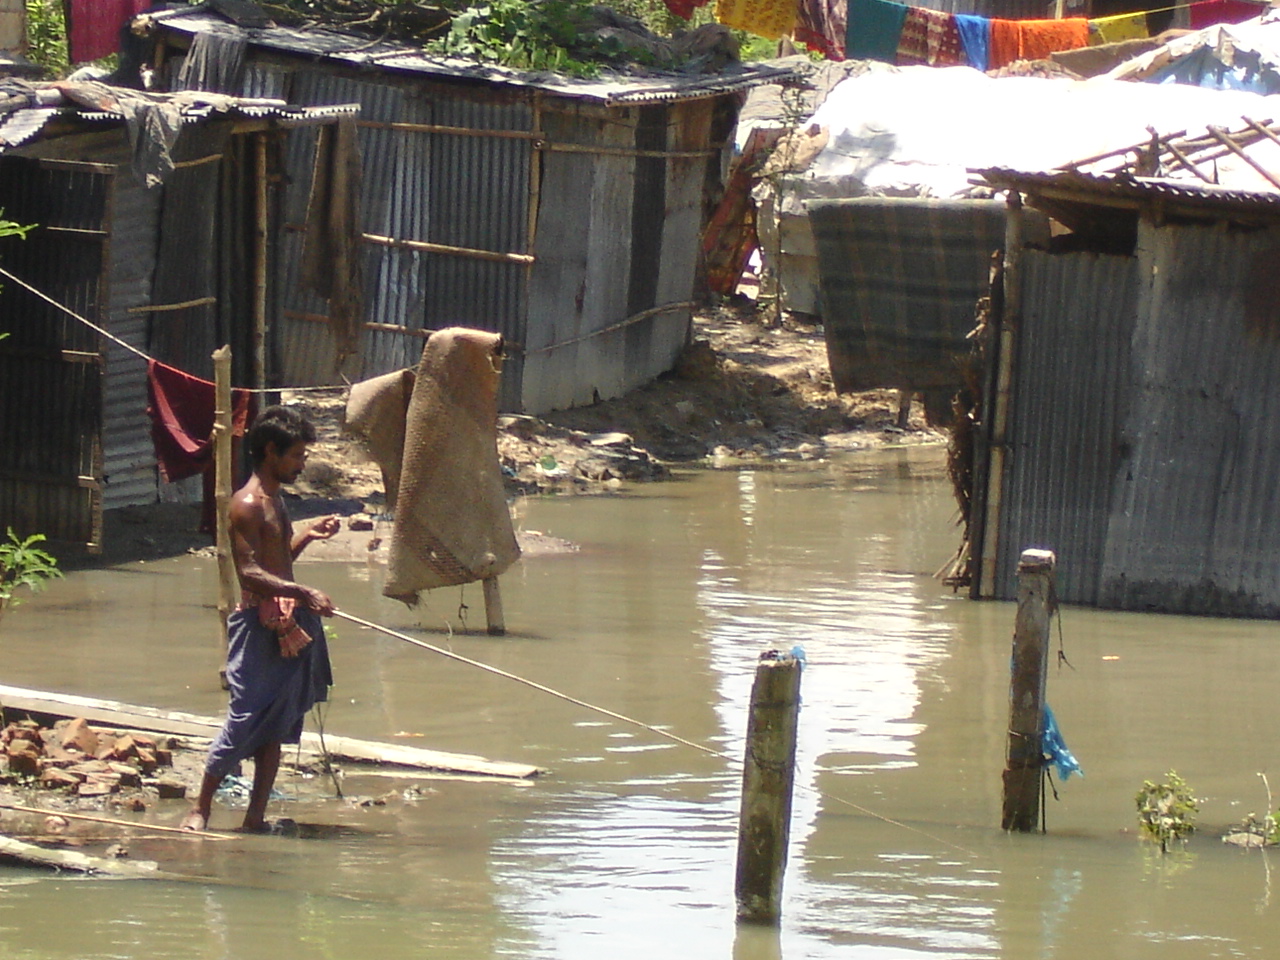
[344,367,415,510]
[384,328,520,603]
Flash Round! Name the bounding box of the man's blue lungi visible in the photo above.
[205,605,332,780]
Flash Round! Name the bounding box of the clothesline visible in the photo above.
[698,0,1267,61]
[0,263,345,395]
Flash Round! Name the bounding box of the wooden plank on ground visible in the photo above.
[0,684,541,779]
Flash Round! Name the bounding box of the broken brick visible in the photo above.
[135,748,157,775]
[39,768,82,790]
[155,780,186,800]
[78,780,117,798]
[6,743,40,776]
[110,736,138,761]
[107,763,142,787]
[59,718,99,756]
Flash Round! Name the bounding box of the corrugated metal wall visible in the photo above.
[993,249,1139,605]
[1098,222,1280,616]
[0,155,108,545]
[990,220,1280,616]
[270,70,533,409]
[522,98,706,414]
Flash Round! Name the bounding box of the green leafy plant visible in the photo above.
[1135,770,1198,852]
[0,528,63,621]
[23,0,69,76]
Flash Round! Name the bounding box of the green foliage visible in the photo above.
[24,0,69,77]
[1135,770,1198,853]
[429,0,620,75]
[0,214,32,241]
[0,528,63,619]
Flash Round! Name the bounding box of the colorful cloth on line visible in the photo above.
[1188,0,1263,28]
[204,604,332,781]
[663,0,711,18]
[796,0,847,58]
[715,0,798,40]
[68,0,151,63]
[1090,11,1149,44]
[896,6,932,63]
[987,16,1088,67]
[954,14,990,71]
[846,0,908,63]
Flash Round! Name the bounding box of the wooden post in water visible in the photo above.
[735,650,802,925]
[212,345,237,690]
[482,576,505,636]
[1001,548,1056,832]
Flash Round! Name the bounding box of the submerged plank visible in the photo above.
[0,834,159,877]
[0,684,540,780]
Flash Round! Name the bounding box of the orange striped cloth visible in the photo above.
[989,16,1088,67]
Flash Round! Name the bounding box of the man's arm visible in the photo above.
[291,515,341,560]
[231,495,334,614]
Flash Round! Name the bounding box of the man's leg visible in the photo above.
[241,741,282,832]
[180,770,222,831]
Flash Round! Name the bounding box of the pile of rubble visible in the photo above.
[2,718,187,802]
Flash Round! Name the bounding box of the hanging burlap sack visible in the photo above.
[344,367,416,510]
[384,328,520,603]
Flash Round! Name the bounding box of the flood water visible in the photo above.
[2,444,1279,959]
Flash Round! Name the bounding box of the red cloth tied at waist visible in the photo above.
[239,591,315,659]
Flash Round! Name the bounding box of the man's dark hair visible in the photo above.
[247,405,317,466]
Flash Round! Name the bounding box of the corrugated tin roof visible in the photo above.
[152,10,795,103]
[0,81,357,152]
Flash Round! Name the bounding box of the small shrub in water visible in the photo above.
[0,527,62,622]
[1135,770,1198,852]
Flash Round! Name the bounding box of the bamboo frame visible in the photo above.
[355,118,719,158]
[361,231,535,264]
[126,296,217,314]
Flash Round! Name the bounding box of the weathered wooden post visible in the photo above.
[1001,548,1056,832]
[212,345,237,690]
[482,576,505,636]
[735,650,803,925]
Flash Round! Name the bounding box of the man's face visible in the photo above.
[268,440,309,485]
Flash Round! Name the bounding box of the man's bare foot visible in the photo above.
[236,818,271,834]
[179,809,209,832]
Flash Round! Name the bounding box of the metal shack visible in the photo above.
[0,83,353,550]
[970,120,1280,616]
[143,7,789,413]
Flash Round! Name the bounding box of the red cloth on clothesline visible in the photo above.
[662,0,712,19]
[1188,0,1264,27]
[68,0,152,64]
[146,360,256,533]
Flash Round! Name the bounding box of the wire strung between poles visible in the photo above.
[329,608,979,858]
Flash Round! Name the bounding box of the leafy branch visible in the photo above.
[0,528,63,622]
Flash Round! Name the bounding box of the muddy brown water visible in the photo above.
[1,446,1278,959]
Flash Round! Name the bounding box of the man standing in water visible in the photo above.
[182,406,341,832]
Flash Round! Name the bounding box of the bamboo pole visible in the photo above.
[735,651,802,926]
[979,191,1023,598]
[482,577,505,636]
[212,345,236,691]
[1001,548,1056,833]
[0,803,235,840]
[253,133,269,393]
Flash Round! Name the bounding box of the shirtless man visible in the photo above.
[182,406,340,832]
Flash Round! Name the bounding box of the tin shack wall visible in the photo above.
[992,247,1140,605]
[521,97,707,414]
[8,133,166,512]
[991,220,1280,616]
[1098,221,1280,616]
[253,65,533,410]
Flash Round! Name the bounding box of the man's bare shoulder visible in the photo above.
[229,482,269,525]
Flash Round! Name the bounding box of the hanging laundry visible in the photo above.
[896,6,933,63]
[955,14,991,70]
[663,0,712,20]
[1089,11,1149,44]
[1188,0,1264,28]
[989,17,1021,68]
[1019,17,1089,60]
[715,0,800,40]
[146,360,256,532]
[846,0,909,63]
[926,10,965,65]
[796,0,847,59]
[67,0,152,64]
[989,16,1088,67]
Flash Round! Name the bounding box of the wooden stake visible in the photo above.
[253,133,269,392]
[212,345,236,690]
[1001,548,1056,832]
[735,651,802,926]
[482,576,505,636]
